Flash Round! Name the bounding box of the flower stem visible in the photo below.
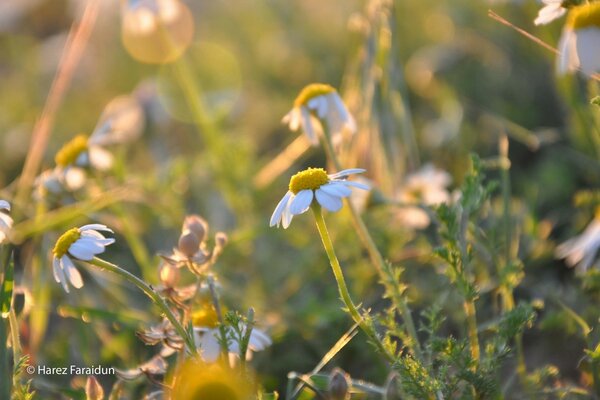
[320,123,422,360]
[311,205,393,362]
[87,257,197,356]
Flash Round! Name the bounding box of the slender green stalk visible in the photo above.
[87,257,197,355]
[499,136,527,381]
[8,309,20,364]
[206,275,230,359]
[311,205,393,362]
[319,124,422,360]
[0,317,10,399]
[458,209,480,366]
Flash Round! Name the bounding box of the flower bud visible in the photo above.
[328,368,350,400]
[183,215,208,243]
[85,376,104,400]
[178,230,200,257]
[384,372,402,400]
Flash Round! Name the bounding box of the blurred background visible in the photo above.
[1,0,599,397]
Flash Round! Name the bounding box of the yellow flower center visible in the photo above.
[293,83,336,107]
[595,206,600,220]
[53,227,81,258]
[191,303,222,328]
[55,134,89,167]
[289,168,329,194]
[566,3,600,30]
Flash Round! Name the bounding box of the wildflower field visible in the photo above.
[2,0,600,398]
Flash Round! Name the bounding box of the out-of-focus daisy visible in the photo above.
[90,94,145,146]
[283,83,356,146]
[270,167,369,229]
[555,211,600,273]
[121,0,194,64]
[395,164,451,229]
[171,360,253,400]
[534,0,567,26]
[52,224,115,292]
[55,134,114,172]
[0,200,13,244]
[557,2,600,76]
[192,303,272,363]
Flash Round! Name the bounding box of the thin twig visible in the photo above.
[14,0,100,216]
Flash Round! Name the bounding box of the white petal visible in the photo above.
[80,224,114,233]
[282,109,301,131]
[574,28,600,76]
[557,29,579,75]
[0,200,10,211]
[319,182,352,198]
[248,329,272,351]
[68,242,96,260]
[63,168,86,190]
[56,257,70,293]
[270,192,293,227]
[281,202,294,229]
[200,330,222,362]
[52,257,63,284]
[315,189,343,212]
[62,256,84,289]
[300,107,319,145]
[74,237,105,253]
[308,96,328,118]
[328,168,366,179]
[88,146,114,171]
[289,190,314,215]
[339,180,370,191]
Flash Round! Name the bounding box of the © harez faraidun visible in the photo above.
[1,0,600,399]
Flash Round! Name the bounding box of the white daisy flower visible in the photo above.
[557,3,600,76]
[555,213,600,273]
[534,0,567,26]
[0,200,13,244]
[52,224,115,293]
[395,164,452,229]
[121,0,194,64]
[270,167,370,229]
[283,83,356,146]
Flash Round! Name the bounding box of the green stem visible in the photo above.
[206,275,230,359]
[311,205,393,362]
[87,257,197,355]
[319,123,422,360]
[458,208,480,366]
[8,309,20,364]
[0,317,10,399]
[499,136,527,382]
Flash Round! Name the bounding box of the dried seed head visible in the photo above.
[384,372,402,400]
[159,262,180,287]
[178,231,200,257]
[183,215,208,243]
[85,376,104,400]
[328,368,350,400]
